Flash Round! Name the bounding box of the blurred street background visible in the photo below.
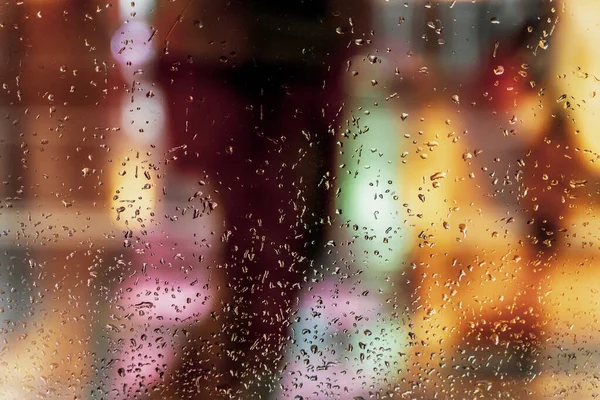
[0,0,599,399]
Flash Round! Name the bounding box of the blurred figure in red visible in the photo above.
[153,0,371,397]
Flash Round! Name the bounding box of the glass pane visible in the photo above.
[0,1,595,399]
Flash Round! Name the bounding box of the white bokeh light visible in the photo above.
[119,0,156,21]
[111,21,155,68]
[119,80,166,144]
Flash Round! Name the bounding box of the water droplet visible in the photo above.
[569,179,588,188]
[491,333,500,345]
[430,171,447,181]
[134,301,154,309]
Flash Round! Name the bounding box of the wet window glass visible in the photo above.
[0,0,595,399]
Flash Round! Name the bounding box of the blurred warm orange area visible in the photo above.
[553,0,600,171]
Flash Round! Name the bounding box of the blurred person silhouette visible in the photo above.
[152,0,371,397]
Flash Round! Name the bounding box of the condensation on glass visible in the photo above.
[0,1,596,399]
